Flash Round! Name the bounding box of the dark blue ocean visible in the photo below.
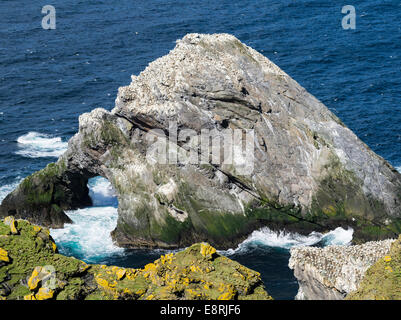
[0,1,400,300]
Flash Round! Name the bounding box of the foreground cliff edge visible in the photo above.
[0,217,271,300]
[1,33,401,249]
[289,235,401,300]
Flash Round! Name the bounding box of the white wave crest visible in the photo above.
[0,179,22,202]
[320,227,354,245]
[50,207,123,263]
[223,227,354,255]
[15,132,68,158]
[396,166,401,173]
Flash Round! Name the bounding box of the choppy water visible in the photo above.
[1,0,400,299]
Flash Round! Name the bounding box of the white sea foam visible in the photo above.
[222,227,354,255]
[15,132,68,158]
[396,166,401,173]
[50,207,123,263]
[50,177,123,263]
[320,226,354,245]
[0,179,22,202]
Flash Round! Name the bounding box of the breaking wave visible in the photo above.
[50,207,123,264]
[15,132,68,158]
[222,226,354,256]
[50,177,123,264]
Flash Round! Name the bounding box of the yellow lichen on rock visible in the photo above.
[200,243,216,260]
[135,289,146,297]
[142,263,158,282]
[27,267,42,291]
[0,247,9,263]
[27,266,55,291]
[24,294,36,300]
[32,225,41,234]
[95,275,117,293]
[112,266,126,280]
[217,283,236,300]
[35,287,54,300]
[125,270,137,280]
[123,288,132,295]
[160,253,174,265]
[4,216,18,235]
[51,241,57,253]
[218,291,235,300]
[385,266,393,273]
[79,262,89,273]
[185,288,204,299]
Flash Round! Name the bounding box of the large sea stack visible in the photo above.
[1,33,401,249]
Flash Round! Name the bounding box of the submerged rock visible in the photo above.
[1,33,401,248]
[0,217,271,300]
[288,239,394,300]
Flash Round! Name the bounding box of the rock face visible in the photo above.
[0,217,271,300]
[1,33,401,249]
[289,240,394,300]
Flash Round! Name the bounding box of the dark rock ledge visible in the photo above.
[0,217,271,300]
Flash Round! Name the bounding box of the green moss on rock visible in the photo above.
[0,160,92,228]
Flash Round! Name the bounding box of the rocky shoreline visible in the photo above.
[0,216,271,300]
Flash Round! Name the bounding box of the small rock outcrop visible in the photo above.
[288,240,394,300]
[1,33,401,249]
[0,217,271,300]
